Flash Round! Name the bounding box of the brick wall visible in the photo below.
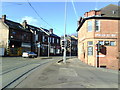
[78,18,119,70]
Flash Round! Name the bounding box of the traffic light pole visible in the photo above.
[63,0,67,64]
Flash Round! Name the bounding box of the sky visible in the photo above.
[1,1,119,36]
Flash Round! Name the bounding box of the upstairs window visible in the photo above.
[53,38,54,43]
[88,21,92,32]
[57,39,59,44]
[95,20,100,32]
[42,36,45,42]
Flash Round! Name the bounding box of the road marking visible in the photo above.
[59,68,78,77]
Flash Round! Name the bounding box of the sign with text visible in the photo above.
[95,34,117,37]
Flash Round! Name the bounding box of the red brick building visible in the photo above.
[0,15,32,56]
[77,4,120,70]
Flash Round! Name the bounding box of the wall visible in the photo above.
[0,20,9,48]
[78,19,119,69]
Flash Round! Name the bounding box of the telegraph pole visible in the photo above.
[63,0,67,64]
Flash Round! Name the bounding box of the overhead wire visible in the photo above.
[71,0,79,20]
[26,0,64,34]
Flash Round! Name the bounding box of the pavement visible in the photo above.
[14,57,118,88]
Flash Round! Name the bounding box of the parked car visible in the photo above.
[22,51,37,58]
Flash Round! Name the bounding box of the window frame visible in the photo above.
[87,21,92,32]
[110,41,116,46]
[95,20,100,32]
[88,46,93,56]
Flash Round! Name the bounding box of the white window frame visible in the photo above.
[88,21,92,32]
[95,20,100,32]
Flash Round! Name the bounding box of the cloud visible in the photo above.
[20,16,39,27]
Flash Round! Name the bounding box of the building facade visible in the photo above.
[77,4,120,70]
[0,15,32,56]
[21,21,61,56]
[61,35,78,56]
[0,15,61,56]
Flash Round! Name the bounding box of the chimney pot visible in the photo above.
[49,28,53,34]
[2,15,6,22]
[22,20,27,28]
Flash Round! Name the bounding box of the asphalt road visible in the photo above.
[1,56,64,89]
[14,58,119,88]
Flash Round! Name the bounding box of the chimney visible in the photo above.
[49,28,53,34]
[22,20,27,28]
[84,12,88,17]
[2,15,6,22]
[77,17,82,26]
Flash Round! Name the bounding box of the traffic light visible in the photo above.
[62,41,65,47]
[67,42,71,48]
[96,43,101,52]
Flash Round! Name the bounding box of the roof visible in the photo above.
[77,4,120,32]
[4,19,24,30]
[27,24,43,32]
[101,4,119,17]
[0,18,32,32]
[40,27,60,38]
[50,34,60,38]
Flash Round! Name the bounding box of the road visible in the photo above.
[1,56,64,89]
[15,58,118,88]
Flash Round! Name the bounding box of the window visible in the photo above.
[88,41,93,46]
[88,21,92,32]
[49,37,51,43]
[53,38,54,43]
[88,47,93,56]
[87,41,93,56]
[95,20,100,32]
[43,36,45,42]
[110,41,115,46]
[57,39,59,44]
[99,41,104,45]
[104,41,109,46]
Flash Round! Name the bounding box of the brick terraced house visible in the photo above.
[0,15,32,56]
[0,15,61,56]
[77,4,120,70]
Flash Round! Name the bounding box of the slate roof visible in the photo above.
[27,24,43,32]
[101,4,119,17]
[40,27,60,38]
[4,19,24,30]
[77,4,120,31]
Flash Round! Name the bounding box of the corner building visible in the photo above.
[77,4,120,70]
